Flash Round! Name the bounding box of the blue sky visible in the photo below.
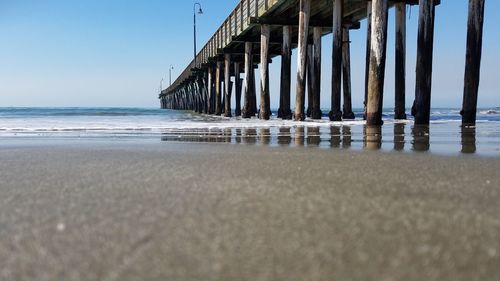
[0,0,498,109]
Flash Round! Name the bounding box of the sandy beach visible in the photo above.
[1,141,499,281]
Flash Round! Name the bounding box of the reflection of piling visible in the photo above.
[364,125,382,150]
[461,125,477,154]
[294,127,305,146]
[330,126,341,148]
[235,128,242,143]
[342,126,352,148]
[307,127,320,146]
[277,127,292,146]
[394,123,406,151]
[243,128,257,144]
[412,125,430,152]
[260,128,271,145]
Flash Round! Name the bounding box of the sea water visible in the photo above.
[0,107,499,156]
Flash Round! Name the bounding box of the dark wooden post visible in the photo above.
[235,62,242,116]
[203,72,209,114]
[462,0,485,125]
[395,1,407,120]
[279,26,292,119]
[250,62,258,115]
[311,26,322,119]
[342,27,355,119]
[224,53,232,117]
[215,60,223,115]
[412,0,436,125]
[330,0,343,121]
[294,0,310,121]
[366,0,388,126]
[242,42,254,118]
[306,44,314,118]
[364,0,372,120]
[260,24,271,120]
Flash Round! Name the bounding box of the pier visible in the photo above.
[159,0,486,126]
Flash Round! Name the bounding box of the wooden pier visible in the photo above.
[159,0,486,126]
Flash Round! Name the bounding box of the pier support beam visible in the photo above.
[330,0,343,121]
[294,0,310,121]
[260,24,271,120]
[307,44,314,118]
[366,0,388,126]
[279,26,292,119]
[342,27,355,119]
[215,60,223,115]
[242,42,254,118]
[311,26,322,119]
[395,1,407,120]
[462,0,485,125]
[364,0,372,119]
[235,62,242,116]
[207,67,214,114]
[224,53,232,117]
[412,0,436,125]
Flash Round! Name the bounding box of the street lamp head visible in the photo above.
[194,3,203,15]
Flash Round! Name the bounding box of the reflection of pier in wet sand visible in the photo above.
[160,123,484,155]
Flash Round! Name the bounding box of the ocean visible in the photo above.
[1,107,499,156]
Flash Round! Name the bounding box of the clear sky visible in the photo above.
[0,0,498,109]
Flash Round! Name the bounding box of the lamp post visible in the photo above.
[193,2,203,67]
[169,65,174,87]
[160,78,164,93]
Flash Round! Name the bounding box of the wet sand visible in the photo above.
[1,141,499,281]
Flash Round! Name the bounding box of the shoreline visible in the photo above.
[1,142,499,280]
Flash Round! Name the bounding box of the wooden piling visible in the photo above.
[250,63,258,116]
[260,24,271,120]
[412,0,436,125]
[241,42,253,118]
[215,60,222,115]
[395,2,407,120]
[364,1,372,120]
[342,27,355,119]
[224,53,232,117]
[294,0,310,121]
[306,44,314,118]
[330,0,343,121]
[242,42,253,118]
[311,26,322,119]
[366,0,388,126]
[462,0,485,125]
[279,26,292,119]
[234,62,242,116]
[207,67,214,114]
